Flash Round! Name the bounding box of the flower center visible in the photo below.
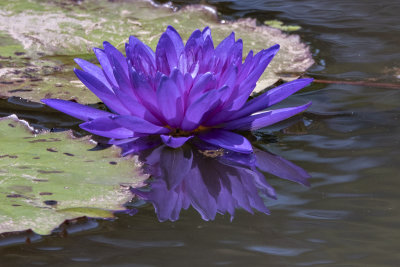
[168,125,209,137]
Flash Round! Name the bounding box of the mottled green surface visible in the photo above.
[0,0,313,103]
[0,115,147,235]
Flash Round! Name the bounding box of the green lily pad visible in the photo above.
[0,0,313,102]
[264,20,302,32]
[0,115,147,235]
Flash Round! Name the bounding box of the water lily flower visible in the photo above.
[42,26,312,154]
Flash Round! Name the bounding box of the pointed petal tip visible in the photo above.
[40,98,49,104]
[166,25,177,32]
[74,58,83,65]
[296,77,314,86]
[262,44,280,57]
[102,41,112,47]
[271,43,280,49]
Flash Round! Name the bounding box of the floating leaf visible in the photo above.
[0,115,147,235]
[0,0,313,102]
[264,20,302,32]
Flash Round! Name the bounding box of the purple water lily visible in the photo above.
[132,144,310,221]
[42,26,312,153]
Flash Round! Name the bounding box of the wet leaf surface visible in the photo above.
[0,115,147,235]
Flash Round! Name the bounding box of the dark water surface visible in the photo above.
[2,0,400,266]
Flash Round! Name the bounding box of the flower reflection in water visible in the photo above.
[131,142,309,221]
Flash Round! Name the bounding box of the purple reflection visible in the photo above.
[131,141,310,221]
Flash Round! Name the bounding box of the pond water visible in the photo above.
[1,0,400,266]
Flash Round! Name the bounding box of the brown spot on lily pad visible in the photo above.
[8,89,33,93]
[109,161,117,165]
[37,170,63,174]
[46,148,58,152]
[17,166,30,169]
[8,123,15,128]
[7,194,23,198]
[30,138,61,144]
[1,155,20,159]
[32,156,40,159]
[43,200,58,206]
[28,138,48,143]
[39,192,53,196]
[63,152,74,156]
[32,179,49,182]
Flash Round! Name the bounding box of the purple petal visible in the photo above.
[219,150,257,169]
[254,170,277,199]
[126,36,156,76]
[160,135,193,148]
[201,27,212,40]
[187,72,216,102]
[74,58,111,88]
[199,36,215,73]
[157,76,184,127]
[215,32,235,63]
[74,68,130,115]
[230,45,280,111]
[230,78,314,120]
[198,129,253,154]
[165,26,184,56]
[215,63,237,94]
[129,69,163,121]
[112,115,170,134]
[185,29,203,49]
[181,87,224,131]
[160,147,193,189]
[255,149,310,186]
[80,117,134,139]
[236,50,254,83]
[170,68,185,95]
[113,89,161,125]
[133,179,181,222]
[93,47,117,88]
[216,184,235,216]
[156,32,179,74]
[225,39,243,67]
[41,99,112,121]
[226,171,253,213]
[239,170,270,214]
[223,102,312,131]
[128,35,155,60]
[103,41,129,78]
[113,61,133,99]
[185,166,217,220]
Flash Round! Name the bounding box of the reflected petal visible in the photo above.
[255,148,310,186]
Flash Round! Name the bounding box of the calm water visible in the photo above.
[1,0,400,266]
